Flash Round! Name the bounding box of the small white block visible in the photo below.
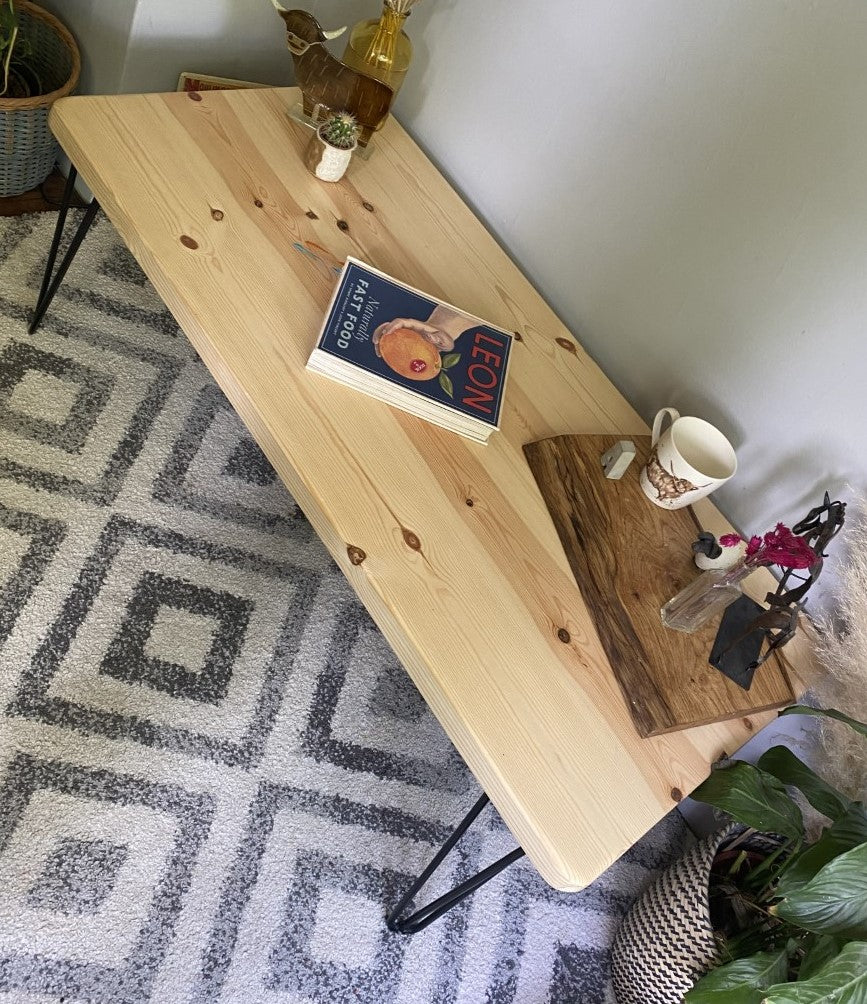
[600,440,637,480]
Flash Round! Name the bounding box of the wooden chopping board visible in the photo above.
[523,434,794,737]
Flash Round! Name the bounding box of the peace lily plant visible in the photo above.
[684,705,867,1004]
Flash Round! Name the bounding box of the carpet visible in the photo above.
[0,211,690,1004]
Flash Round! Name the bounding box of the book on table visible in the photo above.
[307,258,514,443]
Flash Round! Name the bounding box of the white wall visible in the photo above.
[43,0,295,95]
[39,0,137,94]
[56,0,865,606]
[393,0,866,606]
[118,0,297,92]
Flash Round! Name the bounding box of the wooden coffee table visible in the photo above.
[39,88,815,929]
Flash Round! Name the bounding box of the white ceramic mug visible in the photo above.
[639,407,737,510]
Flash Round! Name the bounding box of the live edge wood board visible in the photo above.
[523,435,794,737]
[49,88,818,892]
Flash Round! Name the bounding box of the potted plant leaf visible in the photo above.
[611,705,867,1004]
[0,0,80,196]
[304,110,358,182]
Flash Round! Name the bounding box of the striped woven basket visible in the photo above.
[611,825,782,1004]
[0,1,80,197]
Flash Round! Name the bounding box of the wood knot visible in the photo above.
[742,717,754,731]
[179,235,199,250]
[556,337,577,355]
[187,91,202,102]
[671,787,684,802]
[336,219,349,232]
[347,545,366,566]
[306,210,318,219]
[362,201,375,212]
[402,529,421,551]
[465,498,474,507]
[557,628,571,644]
[513,331,523,342]
[210,208,224,221]
[253,198,264,208]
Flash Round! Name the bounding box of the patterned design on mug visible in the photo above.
[644,448,710,503]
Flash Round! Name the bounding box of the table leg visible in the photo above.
[29,166,101,334]
[386,792,525,934]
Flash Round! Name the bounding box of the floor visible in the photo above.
[0,207,693,1003]
[0,168,87,218]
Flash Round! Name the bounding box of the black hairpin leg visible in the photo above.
[29,165,101,334]
[386,792,525,934]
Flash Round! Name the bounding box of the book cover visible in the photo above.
[313,259,513,429]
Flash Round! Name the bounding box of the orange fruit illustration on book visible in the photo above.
[378,327,442,381]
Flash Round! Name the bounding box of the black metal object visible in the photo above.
[386,792,525,934]
[710,493,846,687]
[29,166,100,334]
[710,594,766,689]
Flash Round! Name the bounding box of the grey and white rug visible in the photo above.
[0,211,689,1003]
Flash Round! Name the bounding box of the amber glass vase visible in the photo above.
[342,4,413,97]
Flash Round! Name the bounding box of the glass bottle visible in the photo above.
[342,4,413,97]
[660,561,756,634]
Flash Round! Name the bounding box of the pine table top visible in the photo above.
[50,88,817,890]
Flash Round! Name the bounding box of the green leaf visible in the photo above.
[775,842,867,938]
[441,353,460,370]
[777,804,867,898]
[780,706,867,739]
[798,936,844,981]
[764,941,867,1003]
[691,762,805,841]
[757,746,850,821]
[0,5,16,34]
[685,949,788,1003]
[438,371,453,398]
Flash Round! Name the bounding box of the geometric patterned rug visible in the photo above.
[0,212,690,1003]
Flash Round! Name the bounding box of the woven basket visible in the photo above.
[0,1,80,197]
[611,825,783,1004]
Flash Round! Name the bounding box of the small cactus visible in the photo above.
[320,111,358,150]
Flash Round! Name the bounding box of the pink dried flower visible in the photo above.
[744,523,818,570]
[745,535,763,557]
[719,533,744,547]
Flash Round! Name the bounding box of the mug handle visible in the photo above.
[651,407,680,446]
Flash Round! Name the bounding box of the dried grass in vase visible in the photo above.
[811,495,867,801]
[384,0,426,13]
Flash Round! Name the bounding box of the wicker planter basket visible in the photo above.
[611,825,782,1004]
[0,1,80,197]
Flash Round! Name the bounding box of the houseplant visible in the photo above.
[0,0,80,196]
[612,706,867,1003]
[304,110,359,182]
[685,705,867,1001]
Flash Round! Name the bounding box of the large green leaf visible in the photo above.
[691,762,804,841]
[774,842,867,938]
[776,804,867,898]
[756,747,850,821]
[798,936,844,982]
[684,949,788,1003]
[763,941,867,1003]
[779,706,867,738]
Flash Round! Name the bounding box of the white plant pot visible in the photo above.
[305,128,356,182]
